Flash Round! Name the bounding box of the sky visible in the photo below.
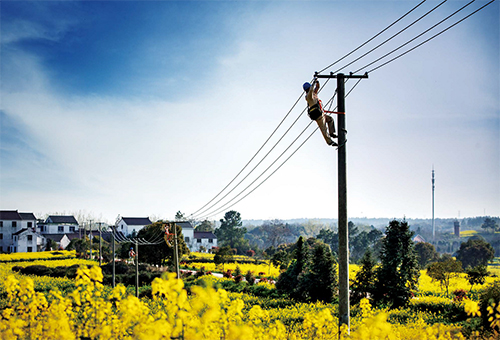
[1,0,499,225]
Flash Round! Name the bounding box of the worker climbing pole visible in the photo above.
[315,71,368,336]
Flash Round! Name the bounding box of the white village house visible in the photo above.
[39,215,79,234]
[116,217,152,236]
[0,211,43,252]
[175,221,218,252]
[12,228,46,253]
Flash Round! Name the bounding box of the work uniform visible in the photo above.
[305,82,336,146]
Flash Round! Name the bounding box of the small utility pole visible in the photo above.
[315,71,368,335]
[98,222,103,266]
[173,223,180,279]
[112,229,116,288]
[89,220,93,260]
[135,240,139,298]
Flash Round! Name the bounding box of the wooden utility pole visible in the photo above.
[173,223,180,279]
[135,240,139,298]
[98,222,103,266]
[315,71,368,334]
[112,229,116,288]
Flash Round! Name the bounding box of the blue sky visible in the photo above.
[1,1,499,225]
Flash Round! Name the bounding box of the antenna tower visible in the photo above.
[432,167,435,241]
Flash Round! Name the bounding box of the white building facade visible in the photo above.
[175,221,217,252]
[39,215,79,234]
[11,228,46,253]
[116,217,152,236]
[0,211,38,253]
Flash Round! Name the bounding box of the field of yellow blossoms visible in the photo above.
[0,251,498,339]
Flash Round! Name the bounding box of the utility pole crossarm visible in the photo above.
[314,71,368,79]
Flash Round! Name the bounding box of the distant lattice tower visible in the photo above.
[454,220,460,238]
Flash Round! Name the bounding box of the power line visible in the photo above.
[317,0,428,74]
[196,88,344,220]
[195,86,339,220]
[190,2,430,218]
[189,94,303,217]
[362,0,495,74]
[328,0,448,75]
[191,79,333,219]
[191,0,494,219]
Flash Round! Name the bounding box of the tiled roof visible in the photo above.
[121,217,152,226]
[45,234,68,242]
[175,221,194,229]
[47,216,79,224]
[19,213,37,220]
[0,211,22,220]
[194,231,217,239]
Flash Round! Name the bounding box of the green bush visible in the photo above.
[479,280,500,329]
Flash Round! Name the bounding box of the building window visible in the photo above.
[0,234,3,239]
[27,247,33,252]
[209,239,213,243]
[58,226,64,232]
[28,222,33,228]
[12,221,17,228]
[0,221,3,227]
[69,226,75,232]
[27,235,33,241]
[185,237,190,242]
[197,239,202,243]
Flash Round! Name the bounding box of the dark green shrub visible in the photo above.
[479,280,500,330]
[20,265,51,276]
[245,271,255,285]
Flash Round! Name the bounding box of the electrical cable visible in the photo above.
[362,0,495,74]
[189,93,304,217]
[191,0,494,219]
[190,2,430,218]
[317,0,427,74]
[327,0,448,75]
[196,90,340,220]
[191,79,333,219]
[197,120,316,220]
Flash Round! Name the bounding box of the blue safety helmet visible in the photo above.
[303,82,311,92]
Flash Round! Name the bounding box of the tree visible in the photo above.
[414,242,439,268]
[316,229,338,254]
[214,246,234,271]
[135,221,189,267]
[271,249,290,270]
[427,258,463,296]
[260,219,292,248]
[195,220,214,232]
[299,242,338,303]
[350,249,377,305]
[214,211,249,254]
[466,265,489,292]
[373,219,420,308]
[175,211,186,221]
[481,217,499,233]
[456,237,495,268]
[46,239,59,251]
[276,236,309,300]
[66,238,89,256]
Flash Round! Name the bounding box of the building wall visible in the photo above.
[41,224,78,234]
[11,231,45,253]
[0,218,36,253]
[117,219,149,236]
[188,237,217,252]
